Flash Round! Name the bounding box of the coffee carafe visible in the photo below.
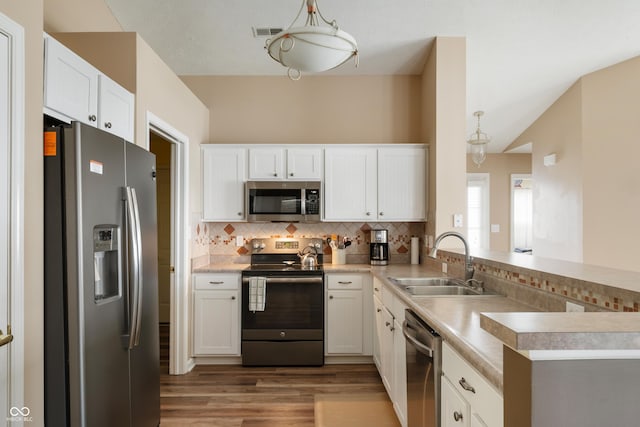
[370,229,389,265]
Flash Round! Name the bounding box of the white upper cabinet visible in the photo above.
[248,147,284,179]
[324,145,426,221]
[44,35,135,141]
[324,147,378,221]
[287,147,322,179]
[202,146,246,221]
[44,35,98,127]
[98,74,135,141]
[378,146,426,221]
[248,146,322,180]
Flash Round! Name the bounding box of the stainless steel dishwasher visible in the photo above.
[403,309,442,427]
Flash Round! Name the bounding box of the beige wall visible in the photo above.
[512,56,640,270]
[44,0,122,33]
[422,37,468,247]
[581,56,640,270]
[0,0,44,421]
[467,153,532,252]
[181,75,422,144]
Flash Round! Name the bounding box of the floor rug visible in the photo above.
[314,393,401,427]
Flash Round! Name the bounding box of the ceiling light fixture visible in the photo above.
[467,111,491,167]
[266,0,358,80]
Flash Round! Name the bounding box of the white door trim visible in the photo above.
[0,10,25,420]
[145,111,193,375]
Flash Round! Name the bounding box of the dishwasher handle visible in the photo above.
[402,320,434,357]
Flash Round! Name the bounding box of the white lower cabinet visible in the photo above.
[442,342,503,427]
[372,278,407,427]
[442,377,470,427]
[192,273,241,356]
[325,273,372,355]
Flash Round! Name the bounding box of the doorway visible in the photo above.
[150,132,173,373]
[146,112,190,376]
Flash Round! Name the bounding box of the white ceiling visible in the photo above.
[104,0,640,153]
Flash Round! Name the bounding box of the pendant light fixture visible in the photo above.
[266,0,358,80]
[467,111,491,167]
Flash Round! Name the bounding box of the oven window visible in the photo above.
[248,189,301,214]
[242,280,323,330]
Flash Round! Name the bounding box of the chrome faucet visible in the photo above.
[429,231,474,281]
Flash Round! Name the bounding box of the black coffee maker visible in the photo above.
[370,229,389,265]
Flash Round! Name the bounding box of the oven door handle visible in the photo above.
[242,276,323,285]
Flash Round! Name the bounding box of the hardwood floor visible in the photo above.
[158,325,389,426]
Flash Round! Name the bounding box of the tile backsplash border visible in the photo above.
[431,250,640,313]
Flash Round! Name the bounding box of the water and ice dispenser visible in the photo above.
[93,225,122,303]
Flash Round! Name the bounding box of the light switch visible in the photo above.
[453,214,463,228]
[491,224,500,233]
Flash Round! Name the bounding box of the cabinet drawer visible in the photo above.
[193,274,240,290]
[326,274,363,290]
[443,342,503,427]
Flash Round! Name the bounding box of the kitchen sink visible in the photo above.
[387,276,495,297]
[404,285,484,296]
[388,277,466,287]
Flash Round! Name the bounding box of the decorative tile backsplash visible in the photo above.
[193,219,425,264]
[433,251,640,313]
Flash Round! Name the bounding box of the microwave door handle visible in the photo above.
[301,188,306,215]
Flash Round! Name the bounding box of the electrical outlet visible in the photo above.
[236,235,244,246]
[566,301,584,312]
[442,263,448,274]
[453,213,463,228]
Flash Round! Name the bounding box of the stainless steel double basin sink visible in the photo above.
[387,277,494,297]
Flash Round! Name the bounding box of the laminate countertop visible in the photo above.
[369,265,539,393]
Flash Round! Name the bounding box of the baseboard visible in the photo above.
[324,355,374,364]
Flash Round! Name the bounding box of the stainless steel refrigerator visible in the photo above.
[44,120,160,427]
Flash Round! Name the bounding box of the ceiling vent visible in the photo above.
[252,27,283,37]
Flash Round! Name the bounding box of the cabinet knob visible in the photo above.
[329,295,334,299]
[366,212,371,216]
[231,296,236,300]
[379,212,384,216]
[289,172,294,177]
[237,212,242,216]
[385,321,391,327]
[458,377,476,394]
[273,173,278,177]
[453,411,463,422]
[377,308,382,313]
[104,122,112,129]
[89,114,97,122]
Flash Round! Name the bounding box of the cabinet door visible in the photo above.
[372,295,384,370]
[393,316,407,427]
[193,290,240,355]
[442,377,470,427]
[378,146,426,221]
[287,147,322,179]
[98,74,134,141]
[44,36,98,126]
[326,290,363,354]
[202,147,246,221]
[381,306,395,397]
[248,147,284,179]
[324,147,377,220]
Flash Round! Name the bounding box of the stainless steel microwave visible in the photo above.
[246,181,321,223]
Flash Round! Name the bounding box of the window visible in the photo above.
[511,174,533,253]
[467,174,490,250]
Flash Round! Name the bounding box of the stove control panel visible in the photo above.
[249,237,323,254]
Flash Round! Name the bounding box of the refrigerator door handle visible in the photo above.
[130,187,144,346]
[125,186,143,349]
